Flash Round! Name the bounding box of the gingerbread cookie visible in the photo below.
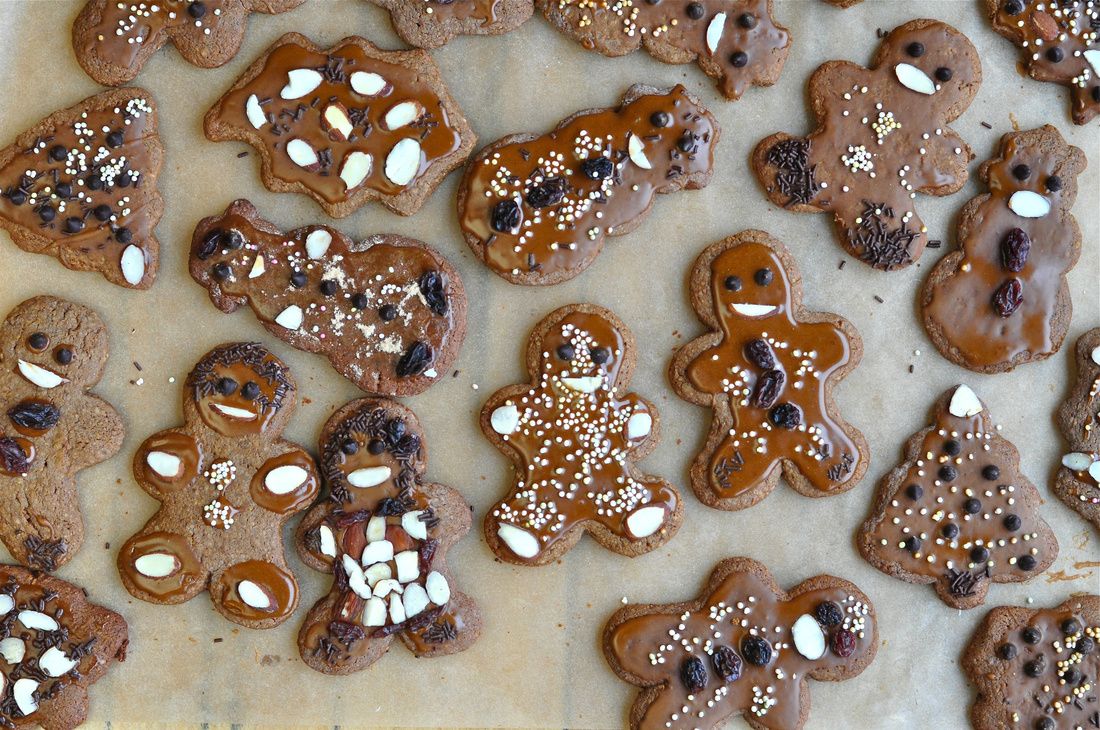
[204,33,476,218]
[458,84,719,285]
[0,297,124,572]
[963,594,1098,730]
[118,342,319,629]
[481,304,681,565]
[669,231,868,512]
[858,385,1058,610]
[822,0,862,6]
[921,126,1086,373]
[295,398,481,675]
[752,19,981,270]
[538,0,790,100]
[0,88,162,289]
[73,0,305,86]
[366,0,533,48]
[191,199,467,397]
[604,557,877,730]
[1055,328,1100,532]
[987,0,1100,125]
[0,566,128,730]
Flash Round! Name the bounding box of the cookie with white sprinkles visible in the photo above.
[0,88,162,289]
[604,557,877,730]
[190,199,467,397]
[366,0,534,48]
[1054,328,1100,533]
[858,384,1059,610]
[481,304,682,565]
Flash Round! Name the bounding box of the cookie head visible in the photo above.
[711,242,791,323]
[538,309,627,396]
[186,343,294,437]
[2,297,107,390]
[193,225,253,296]
[986,129,1085,218]
[323,408,423,505]
[880,22,980,109]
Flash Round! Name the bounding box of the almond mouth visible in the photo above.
[559,375,603,393]
[211,402,258,420]
[17,360,67,389]
[730,303,778,318]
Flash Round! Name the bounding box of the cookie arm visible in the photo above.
[296,501,340,571]
[132,429,202,498]
[66,394,125,470]
[684,344,732,396]
[909,128,970,194]
[251,446,320,515]
[611,393,656,452]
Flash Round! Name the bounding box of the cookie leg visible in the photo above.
[209,560,299,628]
[402,590,482,657]
[117,529,207,604]
[485,489,547,561]
[618,479,678,540]
[706,433,780,500]
[0,487,83,571]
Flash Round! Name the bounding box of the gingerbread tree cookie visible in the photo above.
[669,231,868,512]
[73,0,304,86]
[858,385,1058,610]
[922,126,1086,373]
[0,297,124,572]
[366,0,534,48]
[604,557,877,730]
[118,342,319,629]
[295,398,480,675]
[752,19,981,270]
[986,0,1100,125]
[1055,328,1100,532]
[0,88,162,289]
[963,594,1098,730]
[481,304,682,565]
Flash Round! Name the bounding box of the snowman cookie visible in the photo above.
[366,0,534,48]
[118,342,319,629]
[0,296,124,571]
[669,231,868,512]
[481,304,682,565]
[1055,328,1100,532]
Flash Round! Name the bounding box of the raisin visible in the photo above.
[769,402,802,429]
[418,270,448,316]
[711,645,742,682]
[490,199,521,233]
[8,402,61,431]
[679,656,707,693]
[197,229,222,260]
[831,629,857,658]
[396,341,433,377]
[743,339,775,369]
[740,636,772,666]
[0,437,29,474]
[1000,228,1030,272]
[814,601,844,627]
[525,178,566,208]
[751,370,784,409]
[580,157,613,180]
[992,278,1023,317]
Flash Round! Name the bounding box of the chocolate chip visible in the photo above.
[27,333,48,350]
[341,440,358,455]
[753,267,773,286]
[590,347,610,364]
[1022,626,1042,644]
[730,51,749,68]
[686,2,704,19]
[93,204,113,221]
[55,182,72,198]
[379,304,398,322]
[215,377,237,395]
[904,536,921,553]
[1045,175,1063,192]
[556,344,575,361]
[981,465,1000,481]
[1061,618,1081,635]
[63,217,85,234]
[740,636,772,666]
[768,402,801,429]
[48,145,67,161]
[996,642,1017,660]
[737,12,757,28]
[368,438,386,455]
[320,280,338,296]
[1035,717,1055,730]
[723,275,742,292]
[649,111,671,127]
[906,42,925,57]
[580,156,614,180]
[1023,659,1044,677]
[905,484,923,501]
[935,67,953,82]
[86,175,103,191]
[1004,0,1024,13]
[1045,46,1064,62]
[1078,637,1095,653]
[970,546,990,563]
[212,263,231,280]
[1018,554,1037,570]
[241,382,260,400]
[115,227,132,244]
[188,0,206,17]
[941,523,959,539]
[938,465,957,482]
[351,293,369,310]
[964,497,982,514]
[943,439,961,455]
[1003,513,1022,531]
[679,656,707,693]
[1012,164,1031,180]
[814,601,844,627]
[290,271,308,288]
[106,131,124,148]
[38,205,55,223]
[1093,86,1100,103]
[7,190,26,205]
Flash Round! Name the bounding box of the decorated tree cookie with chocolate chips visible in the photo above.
[0,566,128,730]
[73,0,305,86]
[921,126,1086,373]
[0,297,124,572]
[1055,328,1100,532]
[204,33,476,218]
[752,19,981,271]
[858,385,1059,610]
[190,199,467,398]
[0,88,162,289]
[987,0,1100,125]
[539,0,791,100]
[963,594,1098,730]
[118,342,319,629]
[669,231,868,512]
[481,304,682,565]
[604,557,877,730]
[367,0,534,48]
[459,84,719,285]
[295,398,480,675]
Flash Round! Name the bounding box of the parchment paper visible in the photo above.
[0,0,1097,727]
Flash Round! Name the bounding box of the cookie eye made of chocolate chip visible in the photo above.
[723,275,742,292]
[54,346,74,365]
[906,42,925,58]
[590,347,611,365]
[1012,163,1031,181]
[340,439,359,455]
[215,377,238,395]
[367,438,386,455]
[26,332,49,351]
[556,344,576,361]
[1045,175,1063,192]
[240,382,261,400]
[753,267,774,286]
[935,67,953,82]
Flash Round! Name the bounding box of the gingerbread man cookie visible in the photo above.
[1055,328,1100,532]
[0,297,124,572]
[752,19,981,270]
[0,566,129,730]
[539,0,791,100]
[987,0,1100,125]
[367,0,534,48]
[604,557,877,730]
[481,305,682,565]
[73,0,305,86]
[858,385,1059,610]
[295,398,481,675]
[118,342,319,629]
[0,88,163,289]
[669,231,868,512]
[921,126,1086,373]
[191,199,467,397]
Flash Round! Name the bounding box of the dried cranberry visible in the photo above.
[490,199,521,233]
[1000,228,1030,272]
[993,278,1024,317]
[396,341,432,377]
[418,270,448,316]
[740,636,772,666]
[751,370,784,409]
[814,601,844,627]
[8,402,61,431]
[769,402,801,429]
[679,656,707,693]
[580,156,613,180]
[711,645,742,682]
[743,339,775,369]
[831,628,857,658]
[0,437,29,474]
[525,178,566,208]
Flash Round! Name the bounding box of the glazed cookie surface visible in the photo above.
[295,398,481,675]
[0,566,129,730]
[1055,328,1100,532]
[191,199,467,397]
[921,125,1086,373]
[73,0,304,86]
[204,33,476,218]
[458,84,719,285]
[366,0,534,48]
[669,230,868,511]
[0,296,124,572]
[604,557,877,730]
[118,342,320,629]
[752,19,981,270]
[858,385,1058,610]
[963,594,1098,730]
[481,304,682,565]
[0,88,162,289]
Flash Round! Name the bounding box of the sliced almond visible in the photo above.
[374,578,403,598]
[491,404,520,435]
[318,524,337,557]
[305,229,333,259]
[627,134,652,170]
[382,100,424,131]
[626,412,652,440]
[237,580,273,610]
[497,523,540,558]
[625,505,665,538]
[348,465,391,488]
[280,68,323,100]
[286,138,319,169]
[425,570,450,605]
[134,551,181,578]
[948,384,983,418]
[350,71,388,96]
[264,464,308,494]
[792,613,827,660]
[362,596,387,626]
[401,510,428,540]
[121,244,146,286]
[18,610,58,632]
[706,12,726,54]
[388,593,406,624]
[365,562,392,587]
[384,138,421,186]
[340,151,373,191]
[894,63,936,95]
[366,515,387,542]
[13,678,37,717]
[248,254,266,279]
[146,450,181,478]
[361,539,394,565]
[402,583,430,618]
[245,94,267,129]
[274,304,303,330]
[394,550,420,583]
[342,554,372,599]
[323,102,354,141]
[0,637,25,664]
[39,646,78,677]
[0,595,13,615]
